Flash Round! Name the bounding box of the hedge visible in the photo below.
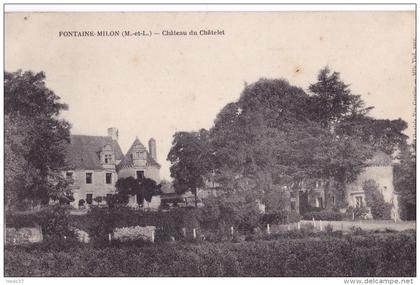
[260,210,301,225]
[6,206,76,239]
[5,231,415,277]
[302,210,344,221]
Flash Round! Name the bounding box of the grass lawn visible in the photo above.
[272,220,415,233]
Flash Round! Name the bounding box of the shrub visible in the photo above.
[6,206,76,244]
[113,226,155,242]
[363,180,392,220]
[78,199,85,207]
[5,232,415,277]
[302,210,344,221]
[325,224,334,233]
[68,206,200,244]
[39,205,75,240]
[299,222,315,235]
[5,212,41,228]
[260,210,301,225]
[198,194,263,233]
[93,196,104,204]
[260,211,287,224]
[345,206,370,220]
[349,226,366,235]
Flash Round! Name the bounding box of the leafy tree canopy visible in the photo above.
[115,176,159,205]
[394,142,416,220]
[5,70,71,209]
[167,129,211,207]
[167,67,409,208]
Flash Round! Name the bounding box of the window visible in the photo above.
[136,170,145,180]
[332,196,335,206]
[104,154,113,164]
[105,173,112,184]
[86,194,93,205]
[86,172,93,184]
[355,196,363,208]
[316,197,323,208]
[66,172,73,180]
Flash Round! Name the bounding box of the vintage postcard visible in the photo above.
[3,4,416,281]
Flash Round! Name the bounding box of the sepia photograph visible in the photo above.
[3,4,417,280]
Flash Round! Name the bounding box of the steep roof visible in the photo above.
[366,150,393,167]
[117,137,161,170]
[64,135,124,170]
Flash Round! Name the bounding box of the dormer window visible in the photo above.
[104,154,113,164]
[101,144,114,165]
[131,150,146,160]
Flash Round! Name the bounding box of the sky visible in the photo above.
[5,11,415,180]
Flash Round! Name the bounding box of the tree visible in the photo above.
[208,78,373,209]
[198,192,262,232]
[363,179,392,220]
[308,66,373,129]
[115,176,141,204]
[167,129,211,207]
[394,142,416,220]
[139,177,159,204]
[167,67,409,214]
[309,68,408,157]
[336,116,408,155]
[115,176,159,207]
[210,79,325,188]
[4,70,71,209]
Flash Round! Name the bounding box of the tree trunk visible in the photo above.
[194,189,198,208]
[336,179,347,209]
[294,187,300,215]
[324,179,330,210]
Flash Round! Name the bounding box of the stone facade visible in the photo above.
[117,137,161,182]
[118,167,160,183]
[67,169,118,208]
[345,166,395,207]
[63,128,161,208]
[301,151,399,219]
[344,151,399,220]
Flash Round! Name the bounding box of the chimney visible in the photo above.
[148,138,157,161]
[107,127,119,141]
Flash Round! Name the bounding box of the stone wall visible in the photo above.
[6,226,43,245]
[113,226,156,242]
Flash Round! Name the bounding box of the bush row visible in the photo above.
[5,231,415,277]
[7,205,305,245]
[302,210,344,221]
[6,206,76,239]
